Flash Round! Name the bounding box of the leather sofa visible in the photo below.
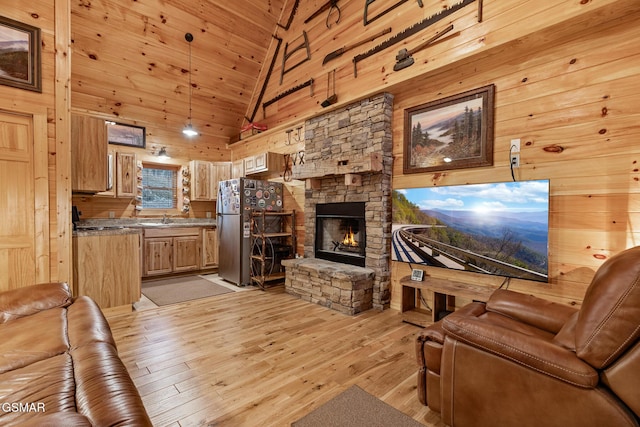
[0,282,151,426]
[416,246,640,427]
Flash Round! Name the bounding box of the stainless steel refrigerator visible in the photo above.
[217,178,284,285]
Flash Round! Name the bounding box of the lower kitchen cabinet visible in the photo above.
[143,227,213,276]
[174,235,200,272]
[143,237,173,276]
[73,230,142,309]
[201,227,218,268]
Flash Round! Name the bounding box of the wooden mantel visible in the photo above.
[291,152,382,180]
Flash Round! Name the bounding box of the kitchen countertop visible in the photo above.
[73,218,217,236]
[74,227,142,237]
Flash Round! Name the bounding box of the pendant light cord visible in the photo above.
[188,35,193,125]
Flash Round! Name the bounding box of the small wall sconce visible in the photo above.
[158,146,169,159]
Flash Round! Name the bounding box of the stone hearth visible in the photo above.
[281,258,374,315]
[285,93,393,313]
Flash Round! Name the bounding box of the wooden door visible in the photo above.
[116,152,136,197]
[190,160,212,201]
[232,159,244,178]
[143,237,173,276]
[0,111,43,291]
[173,235,200,272]
[244,156,255,174]
[201,227,218,267]
[254,152,267,172]
[210,162,231,201]
[71,114,107,193]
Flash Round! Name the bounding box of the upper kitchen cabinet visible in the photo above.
[232,159,244,179]
[71,114,108,193]
[190,160,231,201]
[211,162,231,197]
[244,152,284,176]
[190,160,212,201]
[116,152,137,198]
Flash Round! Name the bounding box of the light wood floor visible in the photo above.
[105,286,446,427]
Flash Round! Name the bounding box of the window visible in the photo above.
[141,164,178,209]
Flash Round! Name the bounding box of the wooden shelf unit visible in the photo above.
[250,210,296,290]
[400,275,495,327]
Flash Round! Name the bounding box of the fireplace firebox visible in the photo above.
[315,202,366,267]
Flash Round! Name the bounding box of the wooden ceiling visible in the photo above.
[71,0,288,145]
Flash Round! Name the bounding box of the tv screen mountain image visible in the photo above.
[392,179,550,283]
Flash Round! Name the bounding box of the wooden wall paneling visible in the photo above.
[0,2,62,288]
[33,112,50,284]
[388,8,640,309]
[252,0,639,130]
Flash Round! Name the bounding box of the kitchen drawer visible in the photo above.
[144,227,200,238]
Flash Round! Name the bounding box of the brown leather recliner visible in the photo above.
[416,246,640,427]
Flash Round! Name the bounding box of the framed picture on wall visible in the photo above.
[403,84,495,174]
[107,121,146,148]
[0,16,41,92]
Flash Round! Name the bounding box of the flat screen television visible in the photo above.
[392,179,549,283]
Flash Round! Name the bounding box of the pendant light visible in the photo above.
[182,32,198,137]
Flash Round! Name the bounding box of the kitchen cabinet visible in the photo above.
[201,227,218,268]
[71,114,108,193]
[174,235,200,272]
[244,156,256,175]
[116,152,137,198]
[190,160,231,201]
[143,227,202,276]
[190,160,212,201]
[232,159,244,178]
[143,237,173,276]
[211,162,231,197]
[244,152,284,176]
[73,230,142,309]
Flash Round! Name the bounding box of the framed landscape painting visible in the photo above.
[0,16,41,92]
[107,121,146,148]
[403,84,495,174]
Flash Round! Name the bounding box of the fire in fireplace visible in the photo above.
[315,202,366,267]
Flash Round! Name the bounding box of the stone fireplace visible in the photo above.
[315,202,366,267]
[282,93,393,313]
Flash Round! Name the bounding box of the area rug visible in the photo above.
[142,275,233,306]
[292,385,424,427]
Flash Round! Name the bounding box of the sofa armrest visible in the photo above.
[442,310,598,388]
[0,282,73,324]
[486,289,578,334]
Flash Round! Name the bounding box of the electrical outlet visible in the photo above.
[108,211,115,219]
[511,153,520,168]
[511,138,521,152]
[206,211,212,218]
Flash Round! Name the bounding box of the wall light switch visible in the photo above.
[108,211,115,219]
[206,211,212,218]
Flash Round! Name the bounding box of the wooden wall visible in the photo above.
[0,0,72,289]
[3,0,636,303]
[233,0,640,307]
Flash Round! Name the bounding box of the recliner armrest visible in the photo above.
[442,310,598,388]
[416,302,487,366]
[0,282,73,324]
[486,289,578,334]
